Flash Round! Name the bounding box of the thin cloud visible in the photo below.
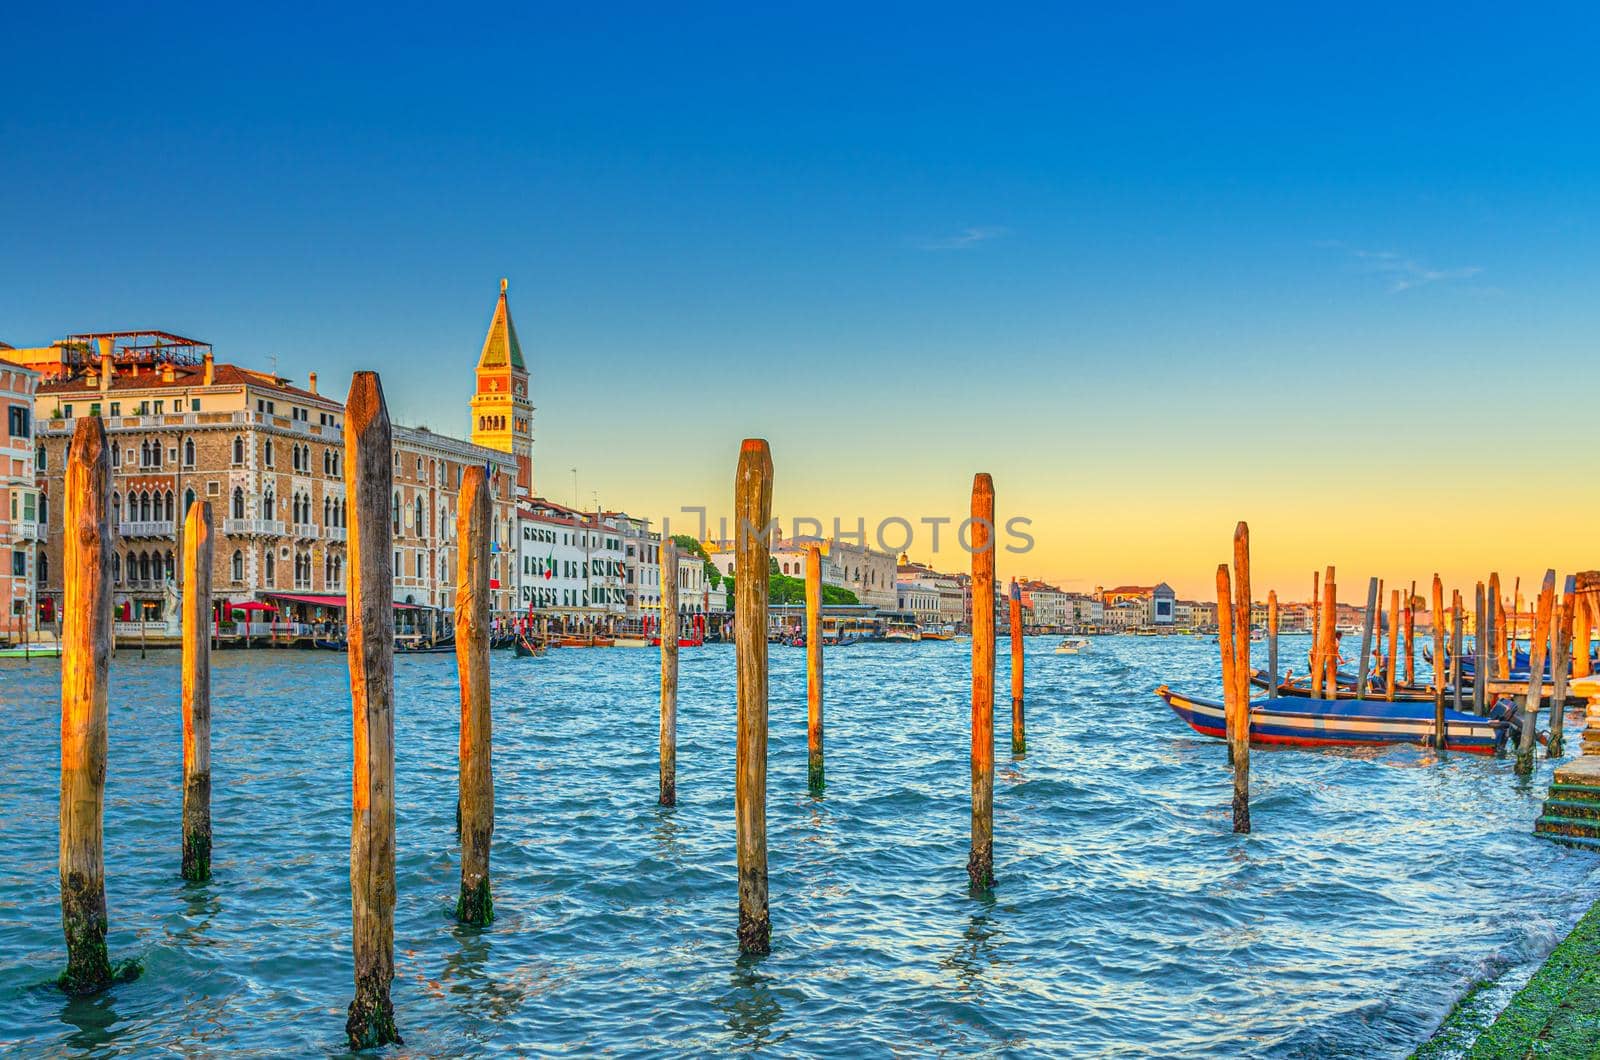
[913,226,1009,251]
[1320,241,1483,292]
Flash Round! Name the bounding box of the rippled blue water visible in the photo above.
[2,635,1596,1056]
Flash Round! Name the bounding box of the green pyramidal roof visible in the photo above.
[478,278,526,371]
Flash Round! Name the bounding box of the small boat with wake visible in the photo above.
[1054,637,1090,655]
[1155,685,1511,754]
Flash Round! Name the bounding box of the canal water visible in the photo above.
[2,635,1596,1056]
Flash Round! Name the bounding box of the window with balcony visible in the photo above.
[232,488,245,520]
[232,436,244,465]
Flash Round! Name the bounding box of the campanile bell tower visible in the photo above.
[469,278,534,493]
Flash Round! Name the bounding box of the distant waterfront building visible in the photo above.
[709,531,898,609]
[896,555,965,628]
[1099,583,1177,627]
[1065,592,1103,630]
[1,360,40,626]
[469,279,535,496]
[515,498,627,620]
[1018,579,1070,630]
[612,513,662,619]
[897,579,942,627]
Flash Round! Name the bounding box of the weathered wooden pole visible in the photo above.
[804,543,824,793]
[1322,568,1338,692]
[1574,571,1596,681]
[1229,522,1252,834]
[969,473,996,891]
[1549,576,1576,757]
[59,417,117,995]
[1450,590,1464,715]
[1515,570,1556,774]
[180,500,214,881]
[455,467,493,925]
[1309,570,1322,694]
[1266,590,1279,696]
[1511,577,1522,665]
[1009,579,1025,756]
[1216,564,1239,759]
[659,541,679,806]
[1492,572,1508,679]
[1385,588,1400,702]
[1405,580,1417,686]
[734,439,773,953]
[1472,583,1487,715]
[343,372,401,1048]
[1356,577,1378,700]
[1431,575,1446,750]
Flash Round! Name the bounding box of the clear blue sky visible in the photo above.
[5,3,1598,594]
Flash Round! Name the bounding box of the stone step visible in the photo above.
[1542,798,1600,821]
[1546,782,1600,803]
[1534,815,1600,839]
[1534,829,1600,853]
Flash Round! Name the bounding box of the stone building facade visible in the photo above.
[2,359,40,628]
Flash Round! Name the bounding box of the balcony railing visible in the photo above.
[118,520,176,539]
[325,526,347,543]
[13,522,43,541]
[222,518,287,537]
[292,523,320,540]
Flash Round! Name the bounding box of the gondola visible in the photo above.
[1156,685,1510,754]
[514,631,544,657]
[1248,668,1437,702]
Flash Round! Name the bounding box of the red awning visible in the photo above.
[263,592,425,610]
[229,601,278,613]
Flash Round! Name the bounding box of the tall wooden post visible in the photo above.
[1450,591,1465,715]
[1492,572,1508,679]
[734,439,773,954]
[1511,577,1522,666]
[1266,590,1279,697]
[968,473,996,891]
[1515,570,1556,775]
[1405,580,1417,686]
[1431,575,1446,749]
[343,372,401,1048]
[1309,570,1322,694]
[804,543,824,793]
[59,416,116,995]
[1574,571,1596,680]
[1229,523,1252,834]
[1356,577,1378,699]
[1472,583,1487,715]
[1009,579,1025,756]
[455,467,493,925]
[1384,588,1399,701]
[181,500,214,881]
[659,541,679,806]
[1322,570,1338,691]
[1549,576,1576,757]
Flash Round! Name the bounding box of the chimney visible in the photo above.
[202,351,215,386]
[98,338,114,393]
[308,370,318,394]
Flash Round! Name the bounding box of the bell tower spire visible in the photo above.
[469,277,534,493]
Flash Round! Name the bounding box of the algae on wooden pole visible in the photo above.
[659,541,679,807]
[734,439,773,954]
[805,543,824,794]
[343,372,402,1048]
[968,473,996,891]
[1549,576,1576,757]
[1431,575,1446,750]
[455,467,494,926]
[181,500,214,882]
[1515,570,1557,775]
[59,416,116,995]
[1009,579,1025,757]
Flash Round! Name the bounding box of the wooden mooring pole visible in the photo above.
[1450,590,1464,716]
[1356,577,1378,700]
[1405,580,1417,687]
[1266,590,1279,695]
[805,543,824,793]
[181,500,214,881]
[1309,570,1323,696]
[455,467,494,925]
[1574,571,1596,681]
[969,473,996,890]
[1385,588,1399,701]
[659,541,679,806]
[59,416,118,995]
[1515,570,1556,775]
[1009,579,1025,757]
[1431,575,1446,749]
[343,372,401,1048]
[1472,583,1487,715]
[1228,522,1251,833]
[1322,569,1338,692]
[735,439,773,954]
[1549,576,1576,757]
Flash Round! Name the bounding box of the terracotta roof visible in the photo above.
[477,279,526,371]
[38,362,328,404]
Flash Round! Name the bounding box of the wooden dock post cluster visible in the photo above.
[1310,566,1337,697]
[659,541,679,807]
[1213,523,1251,833]
[969,473,996,890]
[180,501,214,882]
[805,543,825,794]
[734,439,773,955]
[455,467,494,926]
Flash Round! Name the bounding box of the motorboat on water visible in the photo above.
[1054,637,1090,655]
